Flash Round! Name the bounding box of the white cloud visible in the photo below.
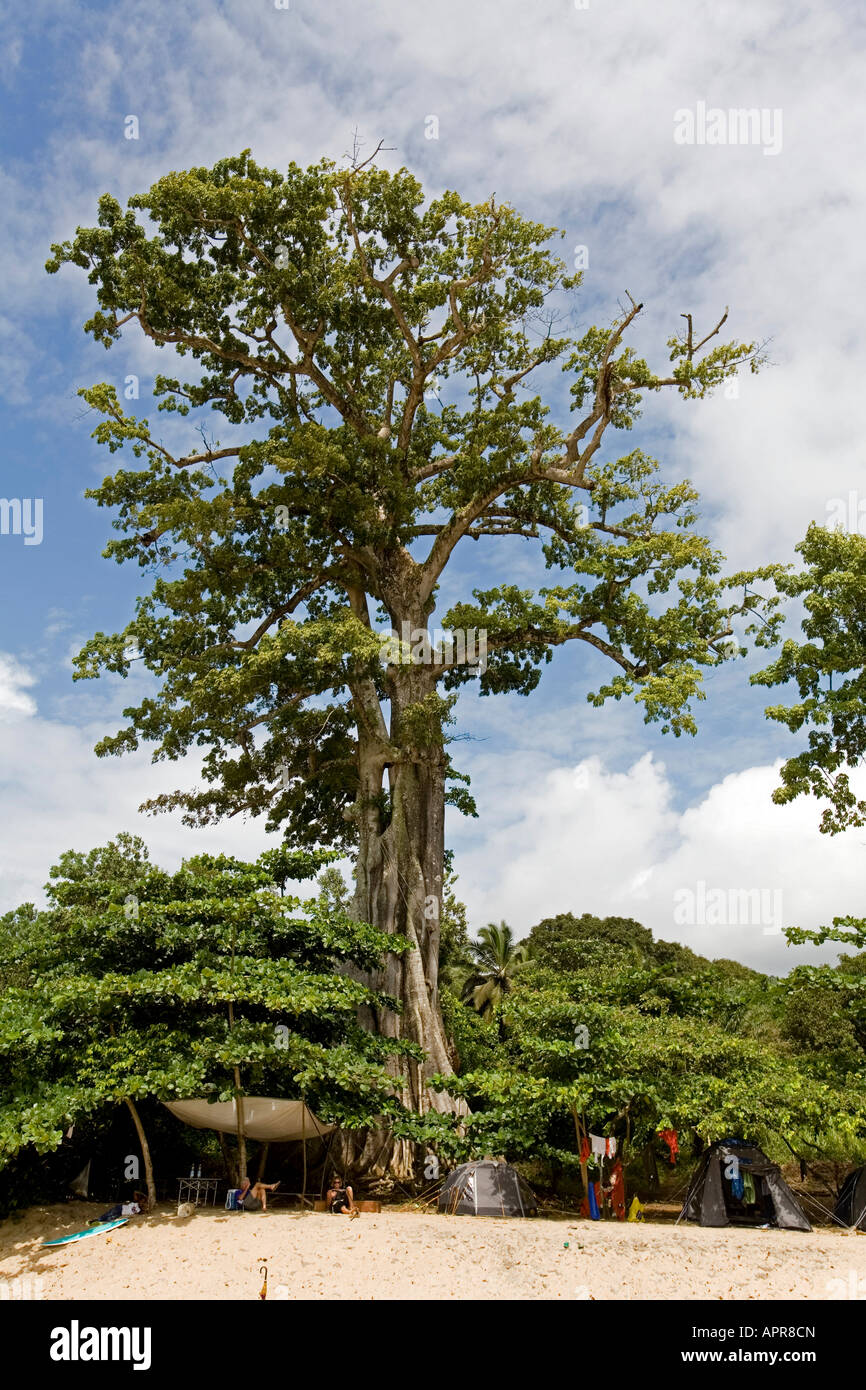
[0,713,278,911]
[452,753,865,972]
[0,653,37,722]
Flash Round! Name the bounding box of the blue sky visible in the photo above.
[1,0,865,970]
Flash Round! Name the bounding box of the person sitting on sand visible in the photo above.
[326,1174,359,1218]
[238,1177,279,1212]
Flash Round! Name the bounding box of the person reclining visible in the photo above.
[88,1193,147,1225]
[238,1177,279,1212]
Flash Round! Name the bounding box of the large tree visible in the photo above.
[48,151,779,1176]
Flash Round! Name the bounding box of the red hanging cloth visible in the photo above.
[611,1159,626,1220]
[657,1128,678,1164]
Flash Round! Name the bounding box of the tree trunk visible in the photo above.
[572,1106,589,1203]
[124,1098,157,1208]
[342,615,466,1182]
[233,1068,248,1184]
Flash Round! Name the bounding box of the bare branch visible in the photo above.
[412,455,456,483]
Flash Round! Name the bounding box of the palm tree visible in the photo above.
[460,921,533,1024]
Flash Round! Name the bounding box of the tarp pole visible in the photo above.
[301,1098,308,1207]
[572,1104,587,1200]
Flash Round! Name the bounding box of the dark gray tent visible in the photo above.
[680,1139,811,1231]
[438,1159,538,1217]
[834,1165,866,1230]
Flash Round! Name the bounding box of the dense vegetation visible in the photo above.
[0,836,421,1206]
[433,910,866,1178]
[2,842,863,1212]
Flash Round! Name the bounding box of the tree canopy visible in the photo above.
[0,835,420,1187]
[754,524,866,835]
[429,911,866,1173]
[1,841,864,1204]
[46,150,780,841]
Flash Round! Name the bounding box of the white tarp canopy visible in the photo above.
[164,1097,334,1142]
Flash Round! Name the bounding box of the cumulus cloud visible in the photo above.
[452,753,864,972]
[0,712,278,911]
[0,653,37,722]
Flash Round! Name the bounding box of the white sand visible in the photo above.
[1,1202,862,1300]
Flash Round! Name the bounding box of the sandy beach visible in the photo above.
[1,1202,862,1301]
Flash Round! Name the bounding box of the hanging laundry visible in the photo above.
[589,1178,603,1223]
[590,1133,606,1159]
[657,1128,679,1164]
[580,1136,590,1164]
[605,1136,617,1159]
[611,1159,626,1221]
[731,1170,745,1200]
[743,1170,755,1204]
[600,1170,613,1217]
[588,1181,601,1220]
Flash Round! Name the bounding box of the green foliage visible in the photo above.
[45,151,781,842]
[457,921,532,1023]
[438,986,499,1077]
[754,524,866,834]
[528,911,655,971]
[429,911,866,1169]
[779,956,866,1068]
[785,916,866,952]
[317,863,352,913]
[0,836,422,1171]
[3,839,865,1188]
[437,853,472,982]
